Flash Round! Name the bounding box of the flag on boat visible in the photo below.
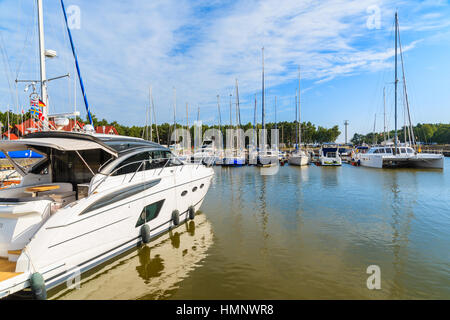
[38,109,44,121]
[30,106,41,117]
[30,98,38,108]
[38,100,46,108]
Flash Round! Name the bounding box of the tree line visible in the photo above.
[351,123,450,145]
[0,111,342,146]
[88,114,341,146]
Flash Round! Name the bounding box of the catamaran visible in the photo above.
[356,12,444,169]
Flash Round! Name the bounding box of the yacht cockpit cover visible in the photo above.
[0,138,118,157]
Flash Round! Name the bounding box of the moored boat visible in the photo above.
[0,131,214,299]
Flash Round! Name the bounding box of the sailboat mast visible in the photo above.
[254,94,257,147]
[217,95,222,132]
[274,96,277,130]
[254,95,257,130]
[149,86,153,141]
[235,79,240,128]
[262,47,265,130]
[394,12,399,154]
[298,67,302,148]
[37,0,48,128]
[152,98,160,144]
[173,88,177,142]
[397,26,416,149]
[383,87,386,144]
[229,94,233,127]
[373,114,377,145]
[295,91,298,148]
[186,102,189,132]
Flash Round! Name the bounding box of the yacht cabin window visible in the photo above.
[112,150,182,176]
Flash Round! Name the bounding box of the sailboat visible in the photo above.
[0,0,214,300]
[192,102,222,165]
[288,67,310,166]
[222,81,245,167]
[357,12,444,169]
[257,48,278,166]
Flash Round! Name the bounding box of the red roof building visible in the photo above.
[95,126,118,135]
[2,119,118,140]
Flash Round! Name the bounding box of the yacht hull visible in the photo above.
[319,157,342,166]
[359,154,444,169]
[288,155,309,166]
[0,165,214,299]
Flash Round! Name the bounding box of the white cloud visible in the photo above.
[0,0,449,127]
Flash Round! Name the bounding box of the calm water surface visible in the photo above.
[53,158,450,300]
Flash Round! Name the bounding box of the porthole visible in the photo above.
[200,184,205,189]
[181,190,188,197]
[192,187,198,192]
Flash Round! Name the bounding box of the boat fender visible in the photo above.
[140,224,151,244]
[188,206,196,220]
[30,273,47,300]
[172,210,180,226]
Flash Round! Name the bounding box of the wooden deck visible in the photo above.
[0,258,21,283]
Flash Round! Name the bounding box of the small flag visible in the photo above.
[30,106,40,117]
[38,109,44,121]
[38,100,46,108]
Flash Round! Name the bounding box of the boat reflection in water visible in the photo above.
[49,213,213,300]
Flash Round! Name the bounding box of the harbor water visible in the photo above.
[52,158,450,300]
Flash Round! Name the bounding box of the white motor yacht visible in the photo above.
[192,139,220,165]
[319,147,342,166]
[0,131,214,299]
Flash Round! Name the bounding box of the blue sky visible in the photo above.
[0,0,449,142]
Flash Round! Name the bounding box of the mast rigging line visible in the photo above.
[60,0,94,126]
